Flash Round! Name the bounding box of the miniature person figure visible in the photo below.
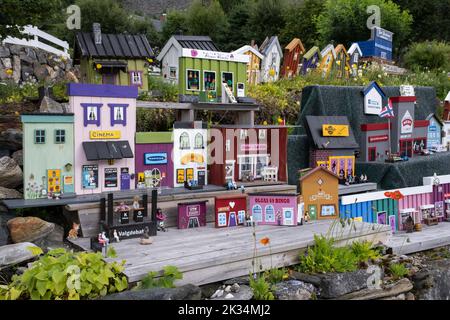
[245,212,253,227]
[276,211,282,226]
[101,232,109,245]
[115,201,130,213]
[113,229,120,243]
[156,208,167,232]
[67,222,80,240]
[132,196,140,210]
[304,210,310,223]
[404,215,415,233]
[140,226,153,245]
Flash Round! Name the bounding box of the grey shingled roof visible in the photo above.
[304,115,360,150]
[75,32,154,59]
[173,35,219,51]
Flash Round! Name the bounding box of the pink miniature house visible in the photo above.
[67,83,138,195]
[249,193,299,226]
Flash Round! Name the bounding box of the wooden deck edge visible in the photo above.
[389,235,450,255]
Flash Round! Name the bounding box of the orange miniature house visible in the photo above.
[300,166,339,220]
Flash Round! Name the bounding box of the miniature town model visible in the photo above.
[280,38,305,79]
[232,43,264,85]
[259,36,283,83]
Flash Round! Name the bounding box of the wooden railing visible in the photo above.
[2,25,70,58]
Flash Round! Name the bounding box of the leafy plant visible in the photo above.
[351,241,381,263]
[264,267,288,284]
[404,41,450,72]
[249,273,275,300]
[389,263,409,280]
[135,266,182,290]
[106,246,117,258]
[0,248,127,300]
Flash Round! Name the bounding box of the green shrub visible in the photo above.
[136,107,176,132]
[0,248,127,300]
[389,263,409,280]
[146,76,178,102]
[135,265,182,290]
[249,273,275,300]
[264,267,288,284]
[404,41,450,72]
[298,235,380,274]
[52,82,68,102]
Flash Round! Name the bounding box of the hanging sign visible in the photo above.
[400,85,415,97]
[369,135,389,143]
[401,110,413,134]
[181,48,249,63]
[322,125,349,137]
[144,152,168,165]
[89,130,121,139]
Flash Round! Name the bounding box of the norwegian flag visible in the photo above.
[379,100,395,118]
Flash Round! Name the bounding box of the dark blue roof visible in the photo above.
[362,81,386,98]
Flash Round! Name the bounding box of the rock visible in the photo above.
[224,285,231,293]
[211,285,253,300]
[9,45,21,55]
[39,96,64,113]
[223,276,250,286]
[380,293,406,300]
[337,278,413,300]
[0,156,23,188]
[34,64,50,81]
[0,128,23,151]
[0,242,41,268]
[64,70,79,83]
[1,57,12,69]
[102,284,202,300]
[0,212,15,246]
[406,292,415,300]
[36,50,47,64]
[20,52,35,65]
[0,46,10,58]
[12,55,21,83]
[273,280,315,300]
[7,216,55,243]
[140,237,153,245]
[0,149,10,158]
[12,150,23,166]
[413,259,450,300]
[224,293,234,299]
[200,283,221,298]
[211,289,224,299]
[231,283,240,293]
[21,65,33,81]
[0,186,22,200]
[33,224,64,249]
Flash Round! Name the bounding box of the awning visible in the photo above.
[82,141,134,161]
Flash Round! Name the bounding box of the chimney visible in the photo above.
[160,13,167,23]
[251,39,255,47]
[93,23,102,45]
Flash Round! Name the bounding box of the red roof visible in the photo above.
[389,96,417,103]
[361,123,390,132]
[414,120,430,128]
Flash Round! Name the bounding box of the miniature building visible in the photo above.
[67,83,137,195]
[444,91,450,121]
[157,35,219,85]
[426,114,443,150]
[300,46,321,75]
[232,43,264,85]
[248,193,298,226]
[360,97,431,161]
[135,132,174,189]
[259,36,283,83]
[300,167,339,220]
[173,121,208,188]
[356,27,394,62]
[348,43,363,76]
[21,114,75,199]
[178,200,207,229]
[280,38,305,78]
[318,44,336,78]
[333,44,351,79]
[362,81,386,115]
[74,23,154,91]
[304,116,359,178]
[215,195,247,228]
[208,125,288,186]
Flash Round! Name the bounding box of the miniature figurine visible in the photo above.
[101,231,109,245]
[304,210,310,223]
[67,222,80,240]
[404,215,414,233]
[156,208,167,232]
[132,196,140,210]
[140,226,153,245]
[115,201,130,212]
[240,185,245,194]
[113,229,120,242]
[276,211,282,226]
[245,212,254,227]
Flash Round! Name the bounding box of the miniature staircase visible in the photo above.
[221,83,237,104]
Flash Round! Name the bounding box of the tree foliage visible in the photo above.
[248,0,287,45]
[404,41,450,72]
[161,9,189,44]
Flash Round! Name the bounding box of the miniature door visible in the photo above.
[282,208,295,226]
[308,205,317,220]
[120,168,130,190]
[228,212,237,227]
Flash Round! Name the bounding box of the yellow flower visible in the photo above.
[6,69,13,75]
[269,69,276,77]
[147,58,153,63]
[345,66,349,71]
[96,63,102,69]
[263,120,268,125]
[336,60,341,66]
[260,237,270,246]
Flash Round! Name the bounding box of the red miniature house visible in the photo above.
[215,195,247,228]
[177,200,207,229]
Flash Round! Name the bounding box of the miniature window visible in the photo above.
[321,205,336,217]
[194,133,204,149]
[129,71,143,86]
[180,132,190,149]
[187,69,200,91]
[55,129,65,144]
[108,104,128,126]
[265,205,275,222]
[81,103,102,127]
[222,72,233,91]
[252,205,263,222]
[225,139,231,152]
[35,129,45,144]
[240,129,248,140]
[169,67,177,79]
[259,129,266,140]
[204,71,216,91]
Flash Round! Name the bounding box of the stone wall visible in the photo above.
[0,44,78,84]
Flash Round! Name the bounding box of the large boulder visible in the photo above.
[33,224,65,250]
[273,280,316,300]
[413,259,450,300]
[0,156,23,188]
[0,212,16,246]
[102,284,202,300]
[12,55,21,83]
[291,269,381,299]
[12,150,23,166]
[0,46,10,58]
[39,96,64,113]
[0,128,23,151]
[0,186,22,200]
[33,64,50,81]
[7,216,55,244]
[1,57,12,69]
[0,242,41,268]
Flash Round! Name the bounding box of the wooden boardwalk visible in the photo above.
[69,220,392,285]
[387,222,450,255]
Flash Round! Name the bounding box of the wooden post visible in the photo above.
[151,189,157,221]
[107,193,114,227]
[143,194,148,217]
[100,197,106,222]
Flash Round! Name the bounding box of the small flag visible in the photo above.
[379,100,395,118]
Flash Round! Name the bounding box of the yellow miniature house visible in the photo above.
[232,43,264,85]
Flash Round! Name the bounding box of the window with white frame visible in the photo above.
[194,133,204,149]
[130,71,143,86]
[55,129,65,144]
[265,205,275,222]
[180,132,190,149]
[35,129,45,144]
[169,67,177,79]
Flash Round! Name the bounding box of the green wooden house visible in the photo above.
[74,23,154,91]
